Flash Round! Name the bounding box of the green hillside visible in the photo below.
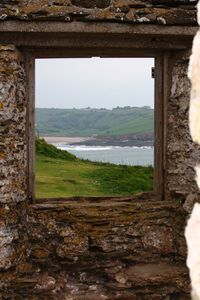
[36,138,77,160]
[35,106,154,137]
[35,139,153,198]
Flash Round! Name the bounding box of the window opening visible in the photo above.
[35,57,155,198]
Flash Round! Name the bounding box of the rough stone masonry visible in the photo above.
[185,1,200,299]
[0,0,200,299]
[0,45,28,271]
[0,0,199,25]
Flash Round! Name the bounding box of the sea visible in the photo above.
[56,144,154,166]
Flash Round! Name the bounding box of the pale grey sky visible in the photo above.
[36,58,154,109]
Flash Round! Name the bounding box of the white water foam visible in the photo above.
[58,145,113,151]
[56,144,153,152]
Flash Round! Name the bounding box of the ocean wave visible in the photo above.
[57,145,154,151]
[58,145,113,151]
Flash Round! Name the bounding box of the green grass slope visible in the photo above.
[36,139,153,198]
[36,138,76,160]
[36,106,154,137]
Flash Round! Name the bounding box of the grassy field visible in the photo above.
[36,139,153,198]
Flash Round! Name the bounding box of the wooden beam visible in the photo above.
[0,21,198,37]
[0,33,194,51]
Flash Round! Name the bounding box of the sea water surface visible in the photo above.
[56,144,154,166]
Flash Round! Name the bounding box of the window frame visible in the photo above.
[26,49,165,202]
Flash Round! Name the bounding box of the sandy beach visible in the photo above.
[43,136,94,144]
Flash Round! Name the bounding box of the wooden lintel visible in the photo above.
[0,21,198,37]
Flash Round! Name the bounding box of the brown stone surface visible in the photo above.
[0,41,196,299]
[0,45,28,270]
[0,2,198,298]
[166,53,200,204]
[0,196,190,299]
[0,0,198,25]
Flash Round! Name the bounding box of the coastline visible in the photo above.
[42,134,154,147]
[43,136,94,144]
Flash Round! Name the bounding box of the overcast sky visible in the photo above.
[35,58,154,109]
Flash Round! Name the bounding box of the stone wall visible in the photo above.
[2,196,190,300]
[166,53,200,206]
[0,0,198,25]
[184,2,200,297]
[0,1,199,299]
[0,45,28,270]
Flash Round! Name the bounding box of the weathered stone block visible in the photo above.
[72,0,111,8]
[4,197,187,299]
[0,0,198,24]
[0,45,28,271]
[167,55,200,202]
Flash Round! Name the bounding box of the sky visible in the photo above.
[35,58,154,109]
